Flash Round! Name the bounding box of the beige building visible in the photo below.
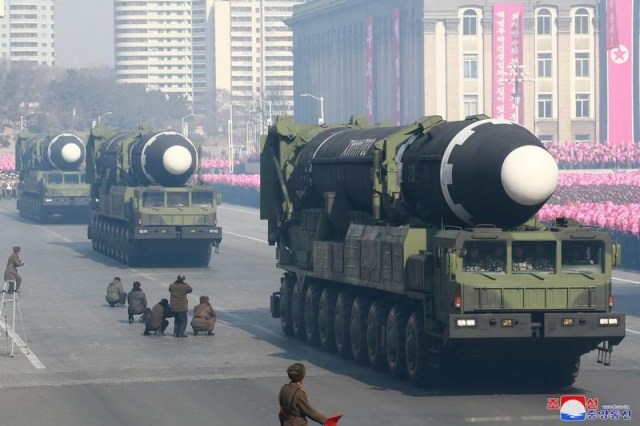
[0,0,55,66]
[289,0,600,143]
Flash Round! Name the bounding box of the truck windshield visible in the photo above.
[63,174,80,184]
[562,241,604,273]
[192,191,213,207]
[512,241,556,273]
[463,241,506,273]
[143,192,164,208]
[48,174,63,184]
[167,192,189,207]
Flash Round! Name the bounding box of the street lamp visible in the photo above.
[507,60,531,125]
[19,112,36,131]
[300,93,325,125]
[255,97,273,127]
[97,111,112,124]
[181,113,195,136]
[217,100,235,174]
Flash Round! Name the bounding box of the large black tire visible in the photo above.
[304,283,322,346]
[318,287,337,353]
[405,311,438,387]
[350,296,370,365]
[334,291,354,359]
[279,274,295,336]
[367,301,389,371]
[291,280,307,341]
[542,357,581,388]
[386,305,408,379]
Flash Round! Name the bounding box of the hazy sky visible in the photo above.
[55,0,114,69]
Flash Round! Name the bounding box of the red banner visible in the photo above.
[492,3,524,123]
[607,0,634,145]
[392,9,401,125]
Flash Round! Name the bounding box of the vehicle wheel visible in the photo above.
[292,280,307,341]
[543,357,580,388]
[318,287,337,353]
[367,301,389,371]
[405,310,438,387]
[279,274,295,336]
[350,296,370,365]
[386,305,408,379]
[304,284,322,346]
[334,291,353,359]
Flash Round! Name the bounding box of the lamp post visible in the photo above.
[97,111,112,124]
[255,97,273,128]
[507,60,530,125]
[300,93,324,125]
[19,112,36,131]
[181,113,195,136]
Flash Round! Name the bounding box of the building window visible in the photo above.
[575,52,589,77]
[538,134,553,144]
[463,54,478,79]
[537,9,552,35]
[462,10,477,36]
[463,95,479,117]
[538,94,553,118]
[537,52,552,78]
[576,94,590,118]
[575,134,590,143]
[574,8,590,35]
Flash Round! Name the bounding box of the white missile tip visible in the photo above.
[61,143,82,163]
[163,145,192,175]
[501,145,558,206]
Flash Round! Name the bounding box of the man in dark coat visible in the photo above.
[127,281,150,323]
[168,274,192,338]
[144,298,172,336]
[4,246,24,293]
[278,363,328,426]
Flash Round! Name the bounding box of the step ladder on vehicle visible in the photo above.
[0,280,30,357]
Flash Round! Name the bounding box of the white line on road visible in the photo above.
[0,318,45,369]
[613,276,640,284]
[219,205,259,216]
[41,227,72,243]
[225,231,268,243]
[626,328,640,335]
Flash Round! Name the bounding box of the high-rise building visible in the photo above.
[114,0,194,105]
[0,0,55,66]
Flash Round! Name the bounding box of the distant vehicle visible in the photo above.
[86,124,222,266]
[261,114,625,387]
[15,131,91,223]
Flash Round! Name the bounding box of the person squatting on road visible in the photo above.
[190,295,216,336]
[4,246,24,294]
[127,281,151,324]
[169,274,192,338]
[144,298,172,336]
[105,276,127,307]
[278,363,328,426]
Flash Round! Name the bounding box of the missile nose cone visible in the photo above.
[162,145,193,175]
[61,143,82,163]
[501,145,558,206]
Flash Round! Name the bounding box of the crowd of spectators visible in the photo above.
[546,142,640,169]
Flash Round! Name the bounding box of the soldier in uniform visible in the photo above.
[169,274,193,338]
[4,246,25,293]
[190,295,216,336]
[278,363,328,426]
[105,276,127,307]
[144,298,172,336]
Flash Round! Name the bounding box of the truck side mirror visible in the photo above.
[612,243,622,267]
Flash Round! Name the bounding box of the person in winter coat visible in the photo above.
[168,274,192,338]
[127,281,150,323]
[191,295,216,335]
[278,363,328,426]
[144,298,172,336]
[4,246,24,293]
[105,277,127,307]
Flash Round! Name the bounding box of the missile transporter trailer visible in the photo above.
[15,132,91,223]
[261,115,625,387]
[86,125,222,267]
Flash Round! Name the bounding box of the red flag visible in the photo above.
[324,414,344,426]
[607,0,619,50]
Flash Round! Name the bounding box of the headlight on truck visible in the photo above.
[455,319,476,327]
[598,317,619,326]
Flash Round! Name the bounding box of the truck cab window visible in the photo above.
[512,241,556,273]
[463,241,506,273]
[562,241,604,273]
[143,192,164,208]
[48,174,63,184]
[167,192,189,207]
[192,191,213,207]
[63,174,80,184]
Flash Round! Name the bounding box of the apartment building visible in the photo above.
[0,0,55,66]
[289,0,602,143]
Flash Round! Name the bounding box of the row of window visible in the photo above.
[461,93,591,119]
[461,8,591,36]
[461,52,592,79]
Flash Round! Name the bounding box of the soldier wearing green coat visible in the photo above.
[278,363,328,426]
[4,246,24,293]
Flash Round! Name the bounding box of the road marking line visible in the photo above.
[40,227,72,243]
[225,231,267,243]
[613,276,640,284]
[219,205,259,216]
[0,318,45,369]
[626,328,640,335]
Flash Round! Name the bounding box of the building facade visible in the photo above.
[0,0,55,66]
[289,0,603,144]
